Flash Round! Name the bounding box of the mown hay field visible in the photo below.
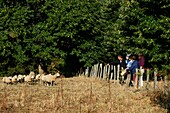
[0,76,167,113]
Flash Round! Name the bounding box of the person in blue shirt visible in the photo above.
[126,55,140,86]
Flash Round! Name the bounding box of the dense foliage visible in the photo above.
[0,0,170,76]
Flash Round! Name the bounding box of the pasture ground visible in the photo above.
[0,76,168,113]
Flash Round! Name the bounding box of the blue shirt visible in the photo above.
[127,60,140,74]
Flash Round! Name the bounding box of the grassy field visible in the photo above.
[0,76,168,113]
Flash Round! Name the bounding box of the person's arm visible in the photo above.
[127,62,135,71]
[122,60,126,69]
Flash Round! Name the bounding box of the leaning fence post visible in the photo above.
[154,68,158,92]
[117,65,120,83]
[110,65,113,81]
[146,69,150,90]
[114,65,116,84]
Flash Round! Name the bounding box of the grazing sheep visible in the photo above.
[40,74,48,85]
[29,71,35,80]
[17,74,25,83]
[11,75,18,84]
[2,76,12,84]
[35,74,41,81]
[44,73,60,86]
[2,77,7,83]
[24,71,35,84]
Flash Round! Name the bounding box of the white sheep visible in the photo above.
[2,76,12,84]
[2,77,6,83]
[35,74,41,81]
[17,74,25,83]
[24,71,35,84]
[11,75,18,84]
[40,74,48,85]
[43,73,60,86]
[29,71,35,80]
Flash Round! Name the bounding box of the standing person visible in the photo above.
[108,55,126,84]
[138,53,145,69]
[117,55,126,69]
[138,53,145,87]
[117,55,127,84]
[127,55,140,87]
[108,55,126,69]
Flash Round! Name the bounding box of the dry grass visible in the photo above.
[0,76,167,113]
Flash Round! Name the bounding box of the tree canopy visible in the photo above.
[0,0,170,76]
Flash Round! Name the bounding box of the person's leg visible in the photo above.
[129,73,133,86]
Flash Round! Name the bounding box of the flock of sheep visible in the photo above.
[1,65,61,86]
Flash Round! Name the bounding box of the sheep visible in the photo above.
[2,77,7,83]
[2,76,12,84]
[29,71,35,80]
[35,74,41,80]
[17,74,25,83]
[11,75,18,84]
[35,74,41,83]
[43,73,60,86]
[40,74,48,86]
[24,71,35,85]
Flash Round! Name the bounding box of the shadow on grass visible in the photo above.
[150,89,170,113]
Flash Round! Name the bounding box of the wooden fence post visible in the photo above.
[79,67,83,77]
[99,64,103,80]
[146,69,150,90]
[82,72,85,76]
[107,65,110,81]
[138,67,144,89]
[85,67,89,77]
[110,65,113,81]
[135,69,139,89]
[164,75,168,87]
[114,65,116,84]
[78,71,81,77]
[103,65,107,80]
[95,64,99,78]
[92,65,96,78]
[117,65,120,83]
[90,66,94,78]
[154,68,158,92]
[164,75,168,94]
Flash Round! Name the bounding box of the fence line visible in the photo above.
[79,63,168,91]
